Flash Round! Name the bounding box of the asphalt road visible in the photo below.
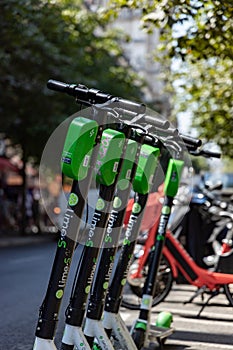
[0,241,74,350]
[0,241,233,350]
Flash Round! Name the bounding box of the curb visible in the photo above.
[0,235,56,248]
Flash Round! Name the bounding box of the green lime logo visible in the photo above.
[123,238,130,246]
[113,196,122,209]
[142,298,150,306]
[162,206,170,215]
[85,285,91,294]
[86,240,94,247]
[103,282,109,290]
[121,278,126,286]
[132,203,141,214]
[69,193,79,206]
[96,198,105,210]
[157,234,165,241]
[56,289,63,299]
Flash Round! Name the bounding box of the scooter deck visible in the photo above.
[148,324,175,342]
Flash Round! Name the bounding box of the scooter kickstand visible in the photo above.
[197,290,219,317]
[184,285,207,305]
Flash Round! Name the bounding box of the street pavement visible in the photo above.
[0,232,55,248]
[0,241,232,350]
[121,284,233,349]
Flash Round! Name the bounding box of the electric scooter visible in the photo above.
[34,80,146,350]
[61,124,170,349]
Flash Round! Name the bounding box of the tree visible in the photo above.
[102,0,233,157]
[173,57,233,157]
[0,0,143,161]
[0,0,144,233]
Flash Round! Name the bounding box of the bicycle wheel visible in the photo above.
[132,328,145,349]
[121,254,173,310]
[223,283,233,306]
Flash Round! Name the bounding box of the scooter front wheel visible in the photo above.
[132,328,146,349]
[122,254,173,310]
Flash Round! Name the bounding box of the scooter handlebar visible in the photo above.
[47,79,71,93]
[180,134,202,147]
[190,149,221,159]
[200,149,221,159]
[47,79,146,114]
[142,114,170,130]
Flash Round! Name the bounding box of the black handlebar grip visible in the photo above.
[201,149,221,159]
[47,79,90,101]
[47,79,72,93]
[185,143,199,152]
[180,133,202,147]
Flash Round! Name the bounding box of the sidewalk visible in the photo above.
[0,230,56,248]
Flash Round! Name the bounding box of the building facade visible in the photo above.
[87,2,171,118]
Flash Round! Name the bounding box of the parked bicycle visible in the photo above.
[122,170,233,316]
